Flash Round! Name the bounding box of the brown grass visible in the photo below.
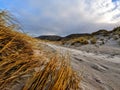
[90,37,97,44]
[0,11,80,90]
[70,37,89,45]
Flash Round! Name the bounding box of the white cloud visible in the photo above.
[74,0,120,23]
[4,0,120,36]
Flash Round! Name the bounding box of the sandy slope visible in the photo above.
[69,45,120,57]
[46,43,120,90]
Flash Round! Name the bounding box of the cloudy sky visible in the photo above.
[0,0,120,36]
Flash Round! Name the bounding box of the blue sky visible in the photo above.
[0,0,120,36]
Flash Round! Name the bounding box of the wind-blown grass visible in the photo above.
[0,10,80,90]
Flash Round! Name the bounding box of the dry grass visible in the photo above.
[0,11,80,90]
[0,21,39,89]
[69,37,89,45]
[60,36,98,46]
[23,56,80,90]
[90,37,97,44]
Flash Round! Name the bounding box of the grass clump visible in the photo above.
[23,56,80,90]
[71,37,89,45]
[90,37,97,44]
[0,10,80,90]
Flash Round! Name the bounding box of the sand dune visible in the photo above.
[46,43,120,90]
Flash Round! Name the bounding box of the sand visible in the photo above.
[46,43,120,90]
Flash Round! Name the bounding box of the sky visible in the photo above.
[0,0,120,36]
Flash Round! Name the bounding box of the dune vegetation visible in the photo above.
[0,11,80,90]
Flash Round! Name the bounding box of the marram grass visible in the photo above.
[0,11,80,90]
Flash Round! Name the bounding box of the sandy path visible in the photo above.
[46,43,120,90]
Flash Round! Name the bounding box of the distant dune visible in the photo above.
[37,27,120,48]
